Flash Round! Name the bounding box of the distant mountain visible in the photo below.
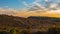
[28,16,60,22]
[0,15,60,29]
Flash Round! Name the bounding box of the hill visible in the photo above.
[0,15,60,29]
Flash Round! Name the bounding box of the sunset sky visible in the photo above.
[0,0,60,17]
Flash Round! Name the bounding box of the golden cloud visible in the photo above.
[0,8,60,18]
[14,9,60,18]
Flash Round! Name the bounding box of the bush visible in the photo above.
[48,28,57,34]
[0,31,8,34]
[10,28,18,34]
[20,30,29,34]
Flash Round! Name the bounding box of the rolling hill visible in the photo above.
[0,15,60,29]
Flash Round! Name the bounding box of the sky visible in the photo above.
[0,0,60,9]
[0,0,60,17]
[0,0,35,9]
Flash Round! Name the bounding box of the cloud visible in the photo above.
[22,1,29,7]
[49,3,57,8]
[28,2,48,12]
[13,9,60,18]
[22,0,40,9]
[45,0,49,2]
[0,8,6,11]
[34,2,46,9]
[46,10,60,14]
[0,8,17,15]
[0,7,60,18]
[22,0,49,11]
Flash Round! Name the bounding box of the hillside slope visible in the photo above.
[0,15,60,28]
